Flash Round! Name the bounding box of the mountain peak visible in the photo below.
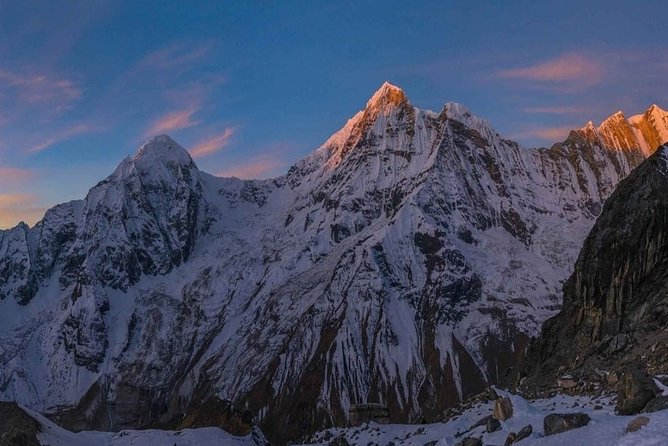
[109,135,197,182]
[442,101,496,139]
[133,135,194,166]
[598,110,627,129]
[572,104,668,157]
[365,81,408,109]
[648,103,666,114]
[645,103,668,125]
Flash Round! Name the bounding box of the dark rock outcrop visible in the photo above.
[643,395,668,413]
[522,145,668,390]
[0,402,40,446]
[176,397,254,436]
[616,370,658,415]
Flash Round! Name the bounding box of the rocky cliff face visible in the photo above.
[522,145,668,387]
[0,83,666,443]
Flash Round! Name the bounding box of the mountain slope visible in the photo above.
[299,389,668,446]
[0,84,666,443]
[0,401,268,446]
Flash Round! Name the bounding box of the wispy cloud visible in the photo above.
[139,42,211,71]
[0,193,45,228]
[145,107,200,136]
[497,53,604,85]
[0,167,35,182]
[189,128,235,158]
[0,68,81,107]
[25,123,92,153]
[95,41,226,143]
[522,105,589,115]
[217,154,288,179]
[513,126,575,142]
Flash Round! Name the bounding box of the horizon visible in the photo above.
[0,0,666,228]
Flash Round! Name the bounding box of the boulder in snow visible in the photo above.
[515,424,533,442]
[493,397,513,421]
[454,437,482,446]
[625,415,650,433]
[485,416,501,432]
[543,412,591,436]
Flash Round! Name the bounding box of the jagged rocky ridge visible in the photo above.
[522,144,668,388]
[0,83,667,443]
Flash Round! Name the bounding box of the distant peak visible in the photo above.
[649,104,665,113]
[133,135,194,166]
[365,81,408,109]
[441,102,496,138]
[109,135,197,182]
[646,104,668,119]
[599,110,626,127]
[443,102,474,119]
[578,104,668,134]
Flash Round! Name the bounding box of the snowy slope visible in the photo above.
[22,405,268,446]
[298,390,668,446]
[0,84,667,442]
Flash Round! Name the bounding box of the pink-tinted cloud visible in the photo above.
[96,41,218,111]
[146,107,200,136]
[0,167,35,182]
[162,73,226,107]
[217,155,287,179]
[189,128,235,158]
[0,193,46,228]
[140,42,211,70]
[0,68,82,106]
[522,105,590,115]
[497,53,604,84]
[25,123,91,153]
[514,126,575,142]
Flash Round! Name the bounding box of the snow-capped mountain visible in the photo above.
[0,83,666,443]
[579,104,668,156]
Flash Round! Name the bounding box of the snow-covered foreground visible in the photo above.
[298,390,668,446]
[25,407,267,446]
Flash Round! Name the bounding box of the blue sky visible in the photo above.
[0,0,666,227]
